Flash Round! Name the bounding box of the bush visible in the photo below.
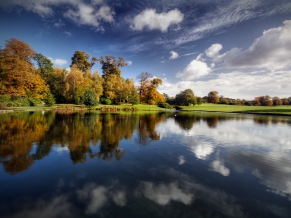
[14,98,30,106]
[100,97,112,105]
[0,94,11,104]
[28,98,40,106]
[158,102,173,109]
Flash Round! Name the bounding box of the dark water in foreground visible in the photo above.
[0,111,291,218]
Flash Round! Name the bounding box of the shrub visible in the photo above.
[83,89,97,107]
[158,102,173,109]
[174,105,183,110]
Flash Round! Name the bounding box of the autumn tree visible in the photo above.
[207,91,219,104]
[281,98,290,105]
[98,56,128,102]
[0,38,48,99]
[147,78,164,105]
[137,72,152,101]
[99,56,128,77]
[136,72,164,105]
[66,66,85,103]
[253,96,274,106]
[91,71,103,102]
[175,89,196,106]
[70,50,98,73]
[49,67,69,103]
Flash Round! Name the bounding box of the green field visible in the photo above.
[180,103,291,116]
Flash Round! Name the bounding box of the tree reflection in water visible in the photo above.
[1,111,291,174]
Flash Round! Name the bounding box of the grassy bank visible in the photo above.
[180,103,291,116]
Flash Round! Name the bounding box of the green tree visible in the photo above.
[207,91,219,104]
[175,89,196,106]
[33,53,54,81]
[70,50,97,73]
[44,91,56,106]
[83,88,98,106]
[196,97,203,105]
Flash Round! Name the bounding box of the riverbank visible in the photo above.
[1,103,291,116]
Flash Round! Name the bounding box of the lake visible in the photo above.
[0,111,291,218]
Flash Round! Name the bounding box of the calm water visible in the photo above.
[0,111,291,218]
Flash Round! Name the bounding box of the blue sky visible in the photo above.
[1,0,291,99]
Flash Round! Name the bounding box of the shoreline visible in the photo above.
[1,107,291,117]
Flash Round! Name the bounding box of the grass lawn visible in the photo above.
[180,103,291,115]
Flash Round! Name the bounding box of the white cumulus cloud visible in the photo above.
[225,20,291,71]
[176,55,212,80]
[64,4,115,31]
[205,44,223,59]
[130,8,184,32]
[169,50,179,60]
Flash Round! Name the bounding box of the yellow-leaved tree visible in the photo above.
[0,38,48,99]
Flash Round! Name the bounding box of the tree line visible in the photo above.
[0,38,165,106]
[201,91,291,106]
[1,38,290,107]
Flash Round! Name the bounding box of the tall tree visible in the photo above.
[99,56,128,101]
[66,66,85,103]
[33,53,54,81]
[99,56,128,77]
[137,72,152,101]
[207,91,219,104]
[91,71,103,102]
[50,67,69,103]
[70,50,97,73]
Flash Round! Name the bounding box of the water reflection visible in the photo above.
[1,111,291,217]
[0,111,168,174]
